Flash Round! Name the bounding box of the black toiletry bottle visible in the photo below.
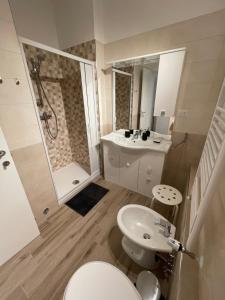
[146,129,150,137]
[125,130,130,138]
[142,131,147,141]
[129,129,134,134]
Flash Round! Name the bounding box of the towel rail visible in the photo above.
[188,78,225,249]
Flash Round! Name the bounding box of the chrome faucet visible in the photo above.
[155,218,171,237]
[133,130,141,139]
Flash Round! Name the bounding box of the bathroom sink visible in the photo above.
[101,130,171,153]
[117,204,176,253]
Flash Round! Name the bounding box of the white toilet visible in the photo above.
[64,261,161,300]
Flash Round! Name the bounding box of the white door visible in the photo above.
[0,128,39,266]
[140,68,156,129]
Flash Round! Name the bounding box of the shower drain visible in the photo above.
[72,179,80,185]
[143,233,151,240]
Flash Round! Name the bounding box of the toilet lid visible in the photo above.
[64,261,142,300]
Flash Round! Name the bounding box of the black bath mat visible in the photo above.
[66,183,109,216]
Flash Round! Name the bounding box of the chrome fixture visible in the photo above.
[155,218,172,237]
[0,76,20,85]
[30,55,58,140]
[168,237,196,259]
[156,252,175,277]
[2,161,10,170]
[40,112,52,121]
[133,130,141,139]
[143,233,151,240]
[43,208,49,215]
[0,150,6,159]
[72,180,80,185]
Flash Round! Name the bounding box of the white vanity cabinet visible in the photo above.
[102,140,167,198]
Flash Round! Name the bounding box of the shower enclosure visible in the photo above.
[20,38,100,204]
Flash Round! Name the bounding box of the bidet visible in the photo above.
[117,204,176,268]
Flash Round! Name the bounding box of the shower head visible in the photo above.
[30,58,40,74]
[37,54,45,64]
[30,55,45,74]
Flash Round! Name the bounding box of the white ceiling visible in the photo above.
[9,0,225,48]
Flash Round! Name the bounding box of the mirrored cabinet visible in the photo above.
[112,49,185,135]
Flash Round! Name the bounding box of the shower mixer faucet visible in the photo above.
[40,111,52,121]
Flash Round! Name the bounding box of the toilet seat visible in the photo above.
[64,261,142,300]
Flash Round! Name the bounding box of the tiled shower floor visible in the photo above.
[53,162,90,201]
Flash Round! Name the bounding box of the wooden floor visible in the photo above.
[0,179,168,300]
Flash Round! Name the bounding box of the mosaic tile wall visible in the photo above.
[65,40,100,136]
[60,56,90,172]
[23,44,91,173]
[115,67,133,130]
[65,40,96,61]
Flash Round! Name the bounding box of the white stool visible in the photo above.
[151,184,182,222]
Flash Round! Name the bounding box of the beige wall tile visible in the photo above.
[185,35,225,63]
[162,132,205,193]
[0,79,32,105]
[174,116,211,135]
[165,11,225,46]
[0,19,20,53]
[0,49,33,104]
[181,59,224,84]
[0,0,13,23]
[11,143,59,227]
[0,103,42,150]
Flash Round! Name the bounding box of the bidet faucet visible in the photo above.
[155,218,171,237]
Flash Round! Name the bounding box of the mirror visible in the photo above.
[112,50,185,135]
